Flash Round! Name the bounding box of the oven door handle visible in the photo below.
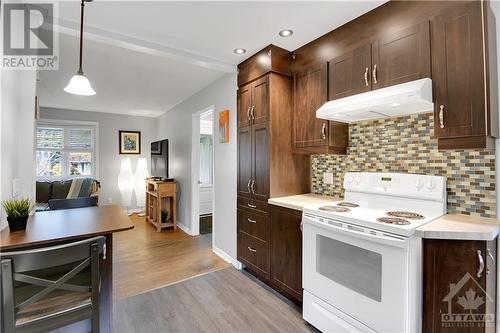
[303,215,409,249]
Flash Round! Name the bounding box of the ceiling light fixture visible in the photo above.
[279,29,293,37]
[64,0,96,96]
[233,48,246,55]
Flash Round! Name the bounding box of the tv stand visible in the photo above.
[145,180,177,232]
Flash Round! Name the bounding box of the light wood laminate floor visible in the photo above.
[113,267,314,333]
[113,215,230,299]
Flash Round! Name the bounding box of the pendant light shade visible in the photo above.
[64,0,95,96]
[64,73,96,96]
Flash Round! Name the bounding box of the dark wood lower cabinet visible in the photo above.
[423,238,497,333]
[237,204,303,304]
[270,205,303,302]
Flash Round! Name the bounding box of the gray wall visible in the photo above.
[157,73,238,262]
[40,107,157,209]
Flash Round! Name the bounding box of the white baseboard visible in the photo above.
[213,245,242,269]
[177,221,195,236]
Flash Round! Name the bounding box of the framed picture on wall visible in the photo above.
[219,109,229,143]
[119,130,141,154]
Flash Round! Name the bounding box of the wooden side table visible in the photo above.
[145,180,177,232]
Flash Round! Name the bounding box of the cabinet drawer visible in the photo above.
[238,209,269,242]
[238,197,268,215]
[238,232,270,279]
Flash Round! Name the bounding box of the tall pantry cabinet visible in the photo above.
[236,45,310,282]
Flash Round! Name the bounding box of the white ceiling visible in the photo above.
[39,1,386,117]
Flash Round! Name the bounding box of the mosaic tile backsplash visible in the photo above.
[311,112,496,218]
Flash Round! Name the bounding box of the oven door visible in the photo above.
[303,214,410,333]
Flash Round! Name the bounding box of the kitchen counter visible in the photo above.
[416,214,500,241]
[268,193,339,211]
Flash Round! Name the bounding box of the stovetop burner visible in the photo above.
[386,211,425,219]
[337,202,359,208]
[376,217,411,225]
[319,206,350,213]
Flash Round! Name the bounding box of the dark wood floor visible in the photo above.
[113,267,314,333]
[113,215,229,299]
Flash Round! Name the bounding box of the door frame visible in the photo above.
[191,105,215,237]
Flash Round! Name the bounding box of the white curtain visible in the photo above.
[199,134,213,186]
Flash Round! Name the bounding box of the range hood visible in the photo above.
[316,78,433,123]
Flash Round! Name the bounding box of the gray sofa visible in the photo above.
[36,178,100,211]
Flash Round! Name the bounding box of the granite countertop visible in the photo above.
[268,193,339,211]
[416,214,500,241]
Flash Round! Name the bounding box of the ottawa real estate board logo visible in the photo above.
[2,1,58,70]
[441,272,495,329]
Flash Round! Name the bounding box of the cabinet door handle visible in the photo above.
[250,106,255,120]
[247,203,257,208]
[247,246,257,253]
[477,250,485,278]
[439,105,445,129]
[372,64,378,84]
[364,67,369,86]
[250,180,255,194]
[300,221,303,232]
[487,248,495,264]
[247,218,257,224]
[247,179,251,193]
[487,248,495,275]
[247,106,251,121]
[321,123,327,140]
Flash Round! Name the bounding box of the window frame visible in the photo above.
[35,119,99,180]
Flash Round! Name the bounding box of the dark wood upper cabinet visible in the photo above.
[371,21,431,89]
[292,63,349,155]
[270,205,303,303]
[237,83,252,128]
[238,45,291,86]
[293,63,329,149]
[432,1,498,149]
[423,238,496,333]
[329,43,372,100]
[251,76,269,125]
[237,126,252,198]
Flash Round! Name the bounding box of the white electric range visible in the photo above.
[302,172,447,333]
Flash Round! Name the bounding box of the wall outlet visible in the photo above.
[323,172,334,185]
[107,197,112,204]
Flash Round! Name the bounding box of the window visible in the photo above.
[199,134,213,187]
[36,122,97,179]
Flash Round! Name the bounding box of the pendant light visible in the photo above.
[64,0,96,96]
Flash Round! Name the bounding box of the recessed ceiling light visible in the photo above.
[233,48,246,55]
[279,29,293,37]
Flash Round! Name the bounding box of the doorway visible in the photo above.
[191,106,215,242]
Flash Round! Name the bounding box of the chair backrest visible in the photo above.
[1,236,105,332]
[48,196,98,210]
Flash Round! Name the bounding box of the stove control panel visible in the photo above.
[343,172,446,201]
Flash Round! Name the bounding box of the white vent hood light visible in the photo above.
[316,78,433,123]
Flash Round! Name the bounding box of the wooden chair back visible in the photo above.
[1,236,105,333]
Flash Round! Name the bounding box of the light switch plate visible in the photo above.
[323,172,334,185]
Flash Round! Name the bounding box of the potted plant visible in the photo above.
[161,209,170,223]
[2,198,34,231]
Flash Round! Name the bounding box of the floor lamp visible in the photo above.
[134,158,149,216]
[118,158,134,215]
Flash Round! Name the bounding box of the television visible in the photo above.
[150,139,169,178]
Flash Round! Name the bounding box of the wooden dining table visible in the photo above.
[0,204,134,333]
